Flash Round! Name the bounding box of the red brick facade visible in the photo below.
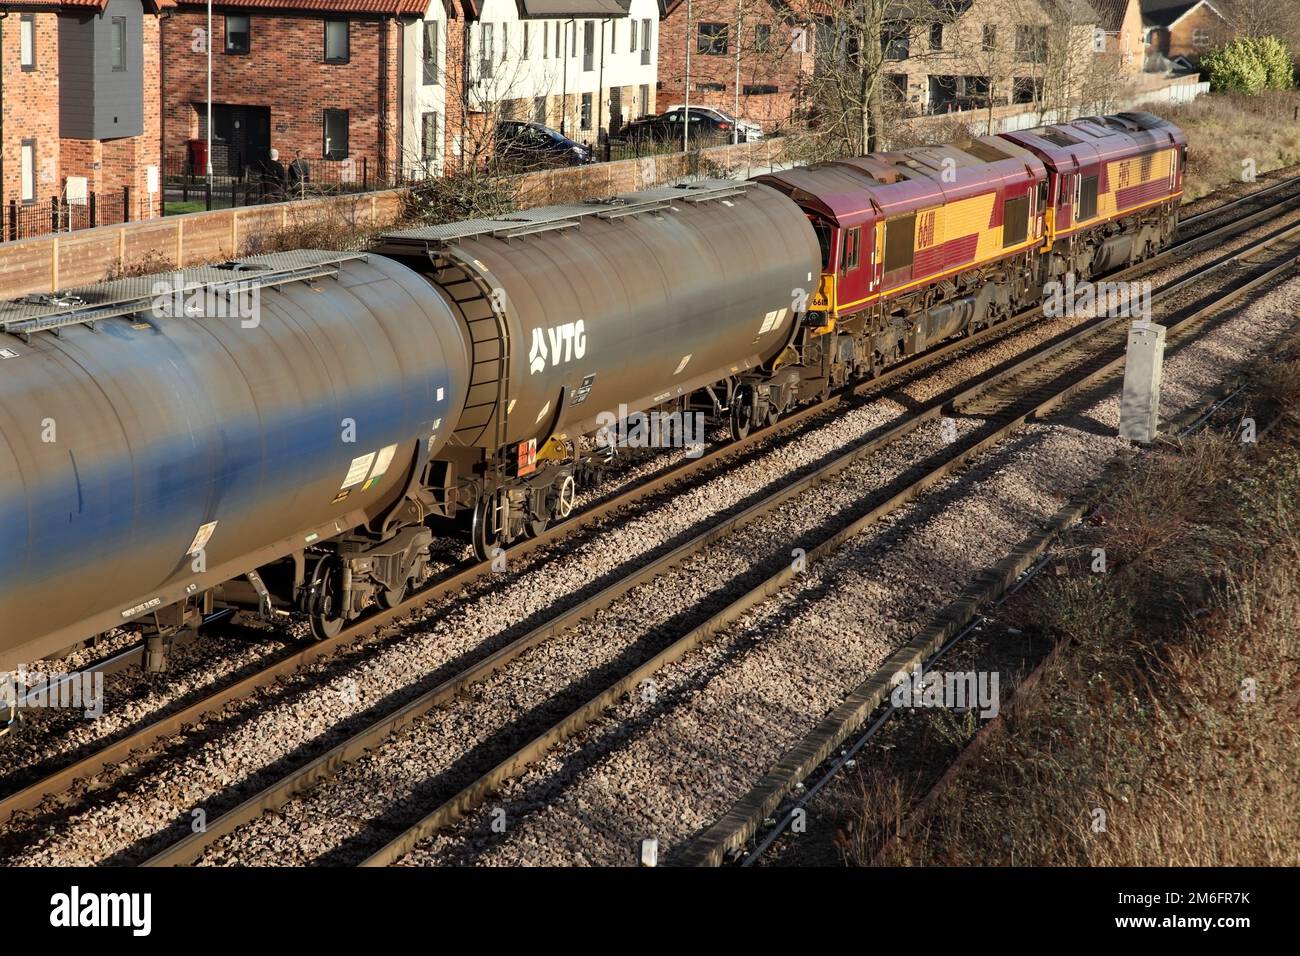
[1,4,163,227]
[657,0,813,131]
[163,6,403,182]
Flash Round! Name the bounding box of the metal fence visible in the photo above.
[2,188,143,242]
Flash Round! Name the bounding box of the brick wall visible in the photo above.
[163,9,402,177]
[657,0,811,131]
[2,12,61,205]
[3,10,160,219]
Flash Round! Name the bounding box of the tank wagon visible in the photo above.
[0,115,1186,669]
[372,180,820,559]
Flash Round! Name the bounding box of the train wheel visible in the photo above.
[375,581,407,610]
[471,495,502,563]
[730,386,755,441]
[307,558,347,640]
[556,474,576,519]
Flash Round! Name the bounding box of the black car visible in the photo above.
[624,110,733,145]
[493,121,594,170]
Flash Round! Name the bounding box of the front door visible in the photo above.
[212,104,272,177]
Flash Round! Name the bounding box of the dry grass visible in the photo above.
[1165,91,1300,201]
[843,396,1300,867]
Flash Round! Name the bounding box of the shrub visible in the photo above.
[1204,36,1294,93]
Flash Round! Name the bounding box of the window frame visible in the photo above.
[322,108,349,161]
[583,20,594,71]
[641,19,651,64]
[225,15,251,55]
[480,22,495,79]
[842,226,862,271]
[580,92,593,130]
[111,16,128,71]
[20,139,36,204]
[324,19,350,65]
[20,14,36,71]
[697,22,728,56]
[421,111,439,165]
[422,20,439,85]
[754,23,771,53]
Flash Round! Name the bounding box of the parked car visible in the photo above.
[663,105,764,143]
[493,121,594,170]
[625,110,734,146]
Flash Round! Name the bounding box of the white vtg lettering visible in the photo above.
[528,320,587,374]
[49,886,152,937]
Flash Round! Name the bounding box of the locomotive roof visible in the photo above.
[377,179,751,247]
[1002,112,1186,171]
[757,135,1044,225]
[0,250,367,340]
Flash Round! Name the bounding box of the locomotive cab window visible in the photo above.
[841,227,862,271]
[1078,175,1099,221]
[883,214,916,273]
[1002,196,1029,247]
[813,220,832,268]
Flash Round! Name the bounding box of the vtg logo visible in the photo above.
[528,321,587,374]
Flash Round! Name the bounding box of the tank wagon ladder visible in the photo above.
[429,252,513,555]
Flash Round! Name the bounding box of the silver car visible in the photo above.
[664,105,764,143]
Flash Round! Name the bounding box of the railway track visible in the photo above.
[137,195,1300,867]
[3,175,1298,862]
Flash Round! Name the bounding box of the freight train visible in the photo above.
[0,112,1185,668]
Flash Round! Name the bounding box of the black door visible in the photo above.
[608,87,623,135]
[212,104,272,177]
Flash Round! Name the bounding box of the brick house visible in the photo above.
[656,0,818,132]
[1141,0,1229,68]
[1090,0,1143,75]
[163,1,662,181]
[162,0,420,182]
[878,0,1102,116]
[1,0,166,229]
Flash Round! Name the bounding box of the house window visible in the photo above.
[535,96,546,123]
[1016,24,1047,63]
[556,21,562,58]
[323,108,349,160]
[697,81,725,92]
[1193,28,1211,47]
[421,112,439,164]
[544,21,549,58]
[580,92,592,129]
[982,24,996,53]
[502,23,508,60]
[742,83,778,95]
[930,23,943,49]
[572,22,577,56]
[698,22,728,55]
[584,21,594,70]
[423,21,438,84]
[19,15,35,71]
[631,18,637,52]
[112,17,127,71]
[639,83,650,117]
[641,19,651,64]
[882,23,909,60]
[755,23,771,53]
[480,23,494,79]
[225,15,250,54]
[523,22,530,58]
[20,140,36,203]
[324,21,349,63]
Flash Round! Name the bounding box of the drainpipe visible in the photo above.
[596,18,605,142]
[1,13,8,208]
[561,20,571,134]
[160,7,171,215]
[683,0,691,152]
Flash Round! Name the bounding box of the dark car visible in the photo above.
[624,109,734,146]
[493,121,594,170]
